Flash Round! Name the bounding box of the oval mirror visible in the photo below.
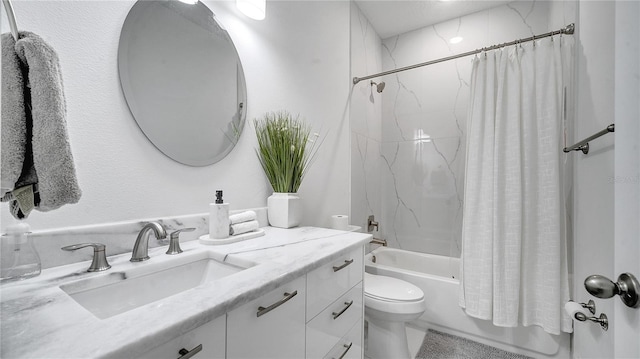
[118,0,246,166]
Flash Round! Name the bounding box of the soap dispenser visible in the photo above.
[209,190,230,239]
[1,222,41,283]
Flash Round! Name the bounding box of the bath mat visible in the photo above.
[415,329,533,359]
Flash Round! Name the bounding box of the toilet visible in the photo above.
[364,272,426,359]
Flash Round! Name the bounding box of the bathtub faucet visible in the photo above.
[370,238,387,247]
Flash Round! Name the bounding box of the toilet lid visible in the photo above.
[364,273,424,302]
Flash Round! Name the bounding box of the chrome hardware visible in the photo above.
[563,124,614,154]
[167,228,195,255]
[580,299,596,315]
[332,300,354,320]
[131,222,167,262]
[574,312,609,331]
[257,291,298,317]
[333,259,354,272]
[370,238,387,247]
[61,243,111,272]
[367,215,379,232]
[353,24,575,85]
[178,344,202,359]
[584,273,640,308]
[333,342,353,359]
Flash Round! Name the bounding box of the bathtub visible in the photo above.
[365,247,569,358]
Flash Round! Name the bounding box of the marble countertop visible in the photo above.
[0,226,371,358]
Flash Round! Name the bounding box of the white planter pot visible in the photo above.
[267,193,302,228]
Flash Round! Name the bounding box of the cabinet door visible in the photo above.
[323,320,363,359]
[227,275,306,359]
[306,282,363,358]
[307,247,363,320]
[140,315,225,359]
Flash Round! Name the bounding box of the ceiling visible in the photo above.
[354,0,513,39]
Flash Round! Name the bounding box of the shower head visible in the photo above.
[370,80,385,93]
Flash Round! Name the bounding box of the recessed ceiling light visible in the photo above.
[449,36,463,44]
[178,0,198,4]
[237,0,266,20]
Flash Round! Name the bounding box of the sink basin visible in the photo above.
[60,250,253,319]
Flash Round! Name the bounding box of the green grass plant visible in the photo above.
[254,111,322,193]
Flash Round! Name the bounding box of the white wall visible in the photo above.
[1,0,350,232]
[613,2,640,357]
[572,1,616,358]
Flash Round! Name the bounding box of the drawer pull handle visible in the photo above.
[257,290,298,317]
[332,300,354,320]
[178,344,202,359]
[333,342,353,359]
[333,259,354,272]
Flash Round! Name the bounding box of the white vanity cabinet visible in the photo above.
[306,247,364,359]
[143,246,364,359]
[140,315,226,359]
[226,275,306,359]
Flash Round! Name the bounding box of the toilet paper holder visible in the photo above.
[580,299,596,315]
[574,311,608,331]
[570,300,607,331]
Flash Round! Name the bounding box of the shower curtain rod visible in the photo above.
[2,0,19,41]
[352,23,575,85]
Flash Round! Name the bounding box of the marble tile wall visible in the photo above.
[353,1,575,258]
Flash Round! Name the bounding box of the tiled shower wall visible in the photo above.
[352,1,575,257]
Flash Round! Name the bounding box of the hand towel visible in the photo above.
[1,31,81,217]
[1,32,27,196]
[229,220,259,236]
[229,210,257,225]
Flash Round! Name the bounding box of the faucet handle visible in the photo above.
[61,243,111,272]
[167,228,195,255]
[367,215,379,232]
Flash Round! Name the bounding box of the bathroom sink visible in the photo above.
[60,250,253,319]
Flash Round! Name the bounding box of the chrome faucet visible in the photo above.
[131,222,167,262]
[370,238,387,247]
[61,243,111,272]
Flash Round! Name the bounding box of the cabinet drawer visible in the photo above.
[306,282,363,359]
[307,246,363,320]
[227,275,306,359]
[140,315,225,359]
[323,320,363,359]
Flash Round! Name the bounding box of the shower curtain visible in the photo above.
[459,36,573,335]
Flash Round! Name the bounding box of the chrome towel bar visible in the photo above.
[563,124,614,154]
[2,0,19,41]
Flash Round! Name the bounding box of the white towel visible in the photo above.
[1,31,81,218]
[229,220,259,236]
[229,210,257,225]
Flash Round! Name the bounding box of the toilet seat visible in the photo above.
[364,272,424,302]
[364,273,426,316]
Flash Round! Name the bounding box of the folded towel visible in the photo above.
[229,210,257,225]
[1,32,27,196]
[229,220,259,236]
[1,31,81,218]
